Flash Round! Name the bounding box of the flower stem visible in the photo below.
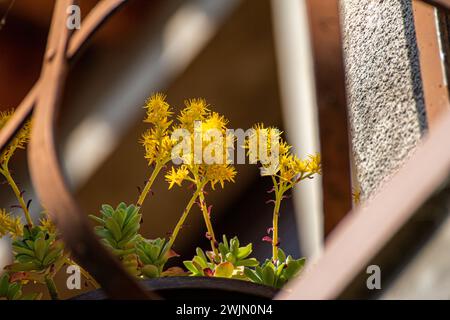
[272,190,282,262]
[198,190,219,256]
[0,166,33,226]
[137,162,163,207]
[45,276,59,300]
[167,188,202,250]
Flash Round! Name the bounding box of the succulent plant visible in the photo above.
[0,273,41,300]
[90,203,143,276]
[90,203,142,253]
[184,235,259,279]
[7,225,64,273]
[244,248,305,289]
[136,237,176,278]
[3,225,65,300]
[217,235,259,267]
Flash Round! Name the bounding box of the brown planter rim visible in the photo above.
[71,276,279,300]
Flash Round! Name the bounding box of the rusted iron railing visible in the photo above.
[0,0,154,300]
[277,0,450,299]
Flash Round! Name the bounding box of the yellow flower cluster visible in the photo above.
[247,124,321,262]
[162,97,236,255]
[279,153,321,183]
[140,94,175,166]
[246,124,284,158]
[247,123,321,187]
[177,98,210,131]
[166,165,190,189]
[40,214,57,235]
[0,209,23,238]
[202,164,236,190]
[166,98,236,191]
[0,110,31,168]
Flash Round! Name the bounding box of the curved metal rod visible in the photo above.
[0,84,37,153]
[277,109,450,299]
[22,0,155,299]
[0,0,130,154]
[66,0,129,59]
[422,0,450,11]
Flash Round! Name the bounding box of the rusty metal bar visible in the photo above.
[0,84,37,154]
[0,0,157,299]
[437,7,450,99]
[66,0,129,59]
[0,0,131,154]
[277,109,450,299]
[304,0,353,236]
[413,0,450,129]
[423,0,450,11]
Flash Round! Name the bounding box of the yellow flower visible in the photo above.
[0,209,23,238]
[204,164,236,190]
[279,154,295,181]
[306,153,321,174]
[178,98,209,130]
[140,130,158,164]
[144,93,172,127]
[40,212,57,235]
[246,123,321,188]
[202,112,228,132]
[0,110,31,167]
[0,110,11,128]
[140,94,175,166]
[140,130,175,166]
[279,140,291,156]
[165,166,190,189]
[245,124,282,164]
[293,156,309,174]
[169,99,236,191]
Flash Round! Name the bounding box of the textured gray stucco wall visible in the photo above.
[341,0,427,199]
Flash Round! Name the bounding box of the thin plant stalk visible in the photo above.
[198,190,219,256]
[44,276,59,300]
[137,162,164,207]
[272,190,282,262]
[0,165,33,226]
[167,188,202,250]
[270,173,315,262]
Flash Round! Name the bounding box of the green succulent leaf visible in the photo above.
[10,225,64,272]
[184,235,259,280]
[237,243,252,259]
[90,203,142,251]
[141,265,159,278]
[244,249,306,289]
[136,238,175,278]
[183,261,200,275]
[284,257,305,279]
[215,262,234,278]
[277,248,286,263]
[244,268,262,283]
[0,273,40,300]
[236,258,259,267]
[0,273,9,296]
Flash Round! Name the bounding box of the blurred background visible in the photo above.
[0,0,324,298]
